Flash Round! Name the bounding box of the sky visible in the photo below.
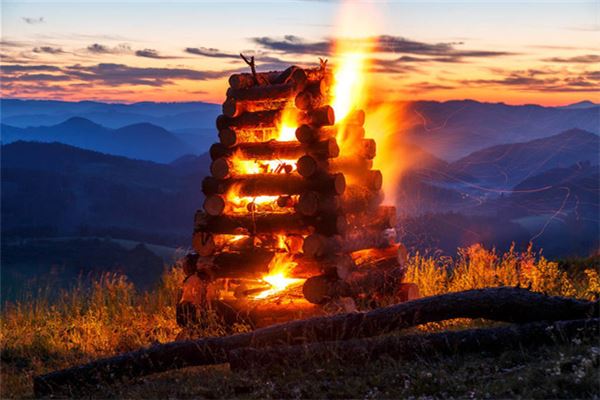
[1,0,599,106]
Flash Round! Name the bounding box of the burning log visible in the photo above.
[195,212,347,236]
[216,110,284,131]
[294,82,328,111]
[347,205,396,230]
[302,229,394,259]
[226,70,307,102]
[202,173,346,197]
[210,249,275,279]
[33,288,599,396]
[296,124,364,144]
[341,186,384,212]
[222,98,290,118]
[296,154,373,178]
[295,187,383,217]
[209,138,339,161]
[218,128,277,148]
[296,191,340,216]
[228,318,600,371]
[228,66,327,90]
[298,105,336,127]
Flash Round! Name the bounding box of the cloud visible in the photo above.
[64,63,228,86]
[87,43,131,54]
[461,69,599,93]
[135,49,176,59]
[22,17,45,24]
[1,73,71,82]
[544,54,600,64]
[32,46,65,54]
[252,35,514,65]
[185,47,239,59]
[0,64,62,73]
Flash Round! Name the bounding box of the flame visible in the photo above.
[329,1,408,206]
[277,108,298,142]
[253,253,304,299]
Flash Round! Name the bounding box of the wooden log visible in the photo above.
[341,185,384,212]
[296,191,340,216]
[229,67,328,90]
[226,70,307,102]
[302,274,351,304]
[33,288,599,395]
[209,138,339,161]
[298,106,335,127]
[228,318,600,371]
[219,128,277,148]
[296,154,373,178]
[192,231,216,256]
[293,187,383,218]
[210,249,275,279]
[196,212,347,236]
[202,173,346,197]
[216,110,285,131]
[347,205,397,230]
[210,158,233,179]
[222,98,290,118]
[203,195,226,216]
[294,82,328,111]
[296,125,364,144]
[302,229,393,259]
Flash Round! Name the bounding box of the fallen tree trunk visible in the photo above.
[33,288,599,396]
[228,318,600,371]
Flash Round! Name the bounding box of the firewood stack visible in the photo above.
[192,61,400,306]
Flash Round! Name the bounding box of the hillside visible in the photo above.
[1,141,209,243]
[449,129,599,189]
[1,117,192,163]
[403,101,599,160]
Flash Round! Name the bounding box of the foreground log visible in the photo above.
[229,318,600,371]
[33,288,599,396]
[296,154,373,178]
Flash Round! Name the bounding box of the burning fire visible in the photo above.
[253,253,304,299]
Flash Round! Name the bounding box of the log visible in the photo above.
[302,229,393,259]
[216,110,286,130]
[294,82,328,111]
[295,191,340,216]
[195,212,347,236]
[302,274,351,304]
[298,106,335,127]
[347,205,396,230]
[202,173,346,197]
[219,128,277,148]
[192,231,217,256]
[296,154,373,178]
[222,98,290,118]
[209,138,339,161]
[226,70,306,102]
[296,125,363,144]
[228,318,600,371]
[210,249,275,279]
[203,195,227,216]
[228,66,328,90]
[294,187,383,218]
[34,288,599,396]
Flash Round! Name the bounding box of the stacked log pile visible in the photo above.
[192,60,402,305]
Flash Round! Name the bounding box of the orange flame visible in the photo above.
[253,253,304,299]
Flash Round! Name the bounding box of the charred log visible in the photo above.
[209,138,339,161]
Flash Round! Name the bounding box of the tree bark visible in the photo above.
[33,288,599,396]
[228,318,600,371]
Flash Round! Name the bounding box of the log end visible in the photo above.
[204,195,226,216]
[297,155,320,178]
[210,158,231,179]
[219,128,237,147]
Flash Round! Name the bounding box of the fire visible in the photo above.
[253,253,304,299]
[277,108,298,142]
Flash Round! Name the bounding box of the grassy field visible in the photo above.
[1,245,598,398]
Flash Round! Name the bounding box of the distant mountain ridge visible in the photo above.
[1,117,191,163]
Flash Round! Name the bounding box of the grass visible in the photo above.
[1,244,599,398]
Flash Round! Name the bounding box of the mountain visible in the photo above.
[449,129,599,189]
[0,99,220,131]
[1,141,210,244]
[1,117,192,163]
[402,100,599,160]
[559,100,599,110]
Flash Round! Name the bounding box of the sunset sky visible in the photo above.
[1,0,598,106]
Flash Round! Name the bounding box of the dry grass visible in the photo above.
[1,244,598,398]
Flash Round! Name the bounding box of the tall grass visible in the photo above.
[1,244,598,397]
